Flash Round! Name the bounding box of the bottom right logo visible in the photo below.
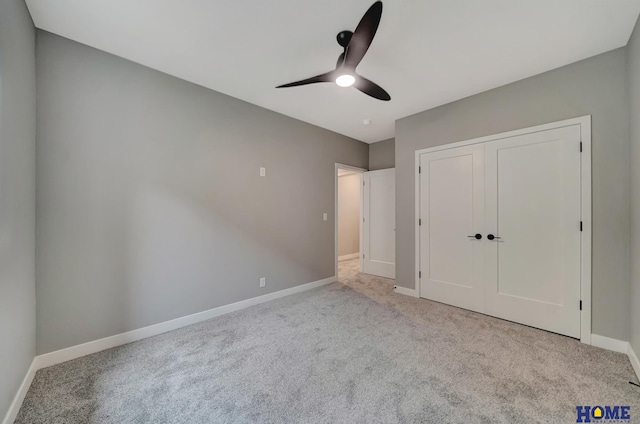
[576,406,631,423]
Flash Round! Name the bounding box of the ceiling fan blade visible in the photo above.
[343,1,383,69]
[276,71,335,88]
[354,75,391,101]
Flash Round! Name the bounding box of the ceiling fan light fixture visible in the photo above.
[276,2,390,101]
[336,74,356,87]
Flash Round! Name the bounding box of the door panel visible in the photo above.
[363,169,395,278]
[419,145,484,313]
[484,125,581,338]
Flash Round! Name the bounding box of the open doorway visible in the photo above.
[335,163,366,281]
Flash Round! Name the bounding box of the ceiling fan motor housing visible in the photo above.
[337,31,353,48]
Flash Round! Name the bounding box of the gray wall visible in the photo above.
[369,138,395,170]
[36,31,368,354]
[396,48,630,341]
[629,17,640,355]
[338,174,360,256]
[0,0,36,418]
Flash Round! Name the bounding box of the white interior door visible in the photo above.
[363,169,395,278]
[419,145,485,313]
[483,125,582,338]
[417,124,583,339]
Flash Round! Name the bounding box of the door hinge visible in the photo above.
[580,300,582,311]
[363,181,365,186]
[580,142,583,153]
[363,217,365,223]
[419,218,422,226]
[580,221,583,232]
[419,271,422,279]
[363,254,365,259]
[419,166,421,174]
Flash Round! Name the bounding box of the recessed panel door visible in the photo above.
[483,125,581,338]
[419,145,485,313]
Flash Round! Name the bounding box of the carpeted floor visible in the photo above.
[16,258,640,423]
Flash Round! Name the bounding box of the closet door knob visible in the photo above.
[487,234,501,241]
[467,234,482,240]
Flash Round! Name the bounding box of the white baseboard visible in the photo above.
[338,253,360,261]
[628,344,640,382]
[591,334,629,354]
[2,358,37,424]
[393,285,419,298]
[36,275,335,370]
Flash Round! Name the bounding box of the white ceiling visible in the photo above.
[26,0,640,143]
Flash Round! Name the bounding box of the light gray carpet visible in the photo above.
[16,258,640,423]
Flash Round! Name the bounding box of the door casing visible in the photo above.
[335,163,367,279]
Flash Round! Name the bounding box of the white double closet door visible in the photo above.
[419,125,582,338]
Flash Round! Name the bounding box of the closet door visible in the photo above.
[483,125,581,338]
[419,145,485,313]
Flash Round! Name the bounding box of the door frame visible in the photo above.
[335,163,368,279]
[414,116,592,344]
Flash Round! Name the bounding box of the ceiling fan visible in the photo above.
[276,1,391,101]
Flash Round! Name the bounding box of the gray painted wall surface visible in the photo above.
[338,174,360,256]
[369,138,395,170]
[0,0,36,417]
[36,31,368,354]
[629,17,640,355]
[396,49,630,341]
